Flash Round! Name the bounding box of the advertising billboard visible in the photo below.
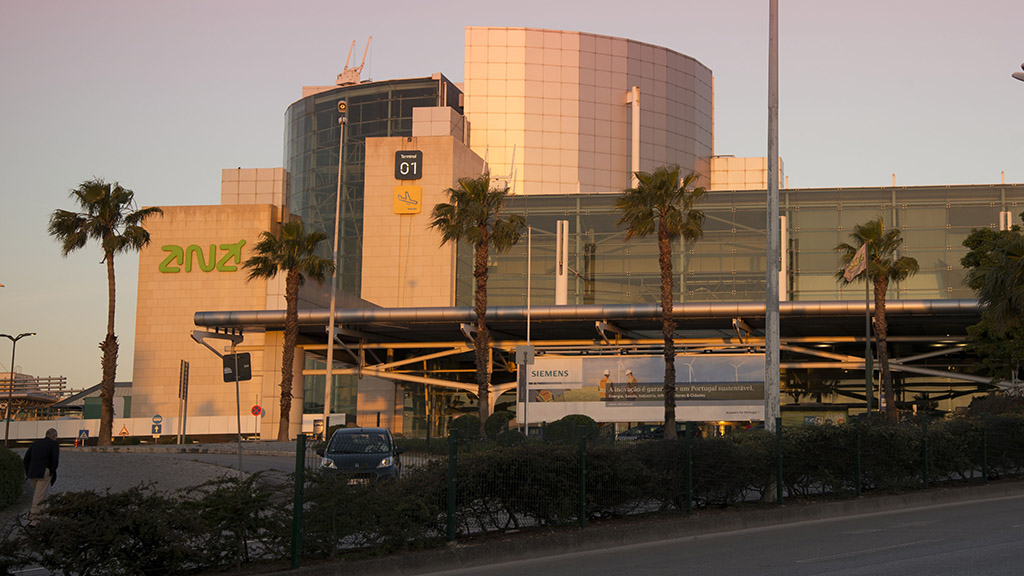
[519,354,765,423]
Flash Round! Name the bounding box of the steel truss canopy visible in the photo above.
[194,299,998,402]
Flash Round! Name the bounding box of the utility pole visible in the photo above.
[765,0,781,432]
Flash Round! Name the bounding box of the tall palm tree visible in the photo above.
[244,219,334,441]
[616,166,706,440]
[48,179,163,446]
[430,172,525,438]
[835,219,919,422]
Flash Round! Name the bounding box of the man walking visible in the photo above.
[23,428,59,525]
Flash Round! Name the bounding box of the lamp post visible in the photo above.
[1013,63,1024,83]
[324,100,348,440]
[2,332,35,447]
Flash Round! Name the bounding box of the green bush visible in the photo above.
[485,411,515,440]
[456,443,579,530]
[303,462,448,558]
[450,414,481,439]
[544,414,599,444]
[23,486,202,575]
[0,447,23,510]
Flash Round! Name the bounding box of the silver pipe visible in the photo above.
[195,299,981,328]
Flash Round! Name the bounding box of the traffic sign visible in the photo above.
[152,424,162,435]
[119,426,129,436]
[78,430,89,441]
[251,405,263,417]
[153,414,163,424]
[223,353,252,382]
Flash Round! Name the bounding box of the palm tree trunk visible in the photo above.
[874,277,897,422]
[278,269,301,441]
[474,240,490,439]
[98,250,118,446]
[659,224,678,440]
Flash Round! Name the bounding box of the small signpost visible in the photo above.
[252,404,262,441]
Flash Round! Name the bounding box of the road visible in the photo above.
[418,494,1024,576]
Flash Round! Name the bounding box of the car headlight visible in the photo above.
[321,458,337,469]
[377,456,394,468]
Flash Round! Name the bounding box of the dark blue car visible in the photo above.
[318,427,402,482]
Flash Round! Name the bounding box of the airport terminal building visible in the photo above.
[107,27,1022,441]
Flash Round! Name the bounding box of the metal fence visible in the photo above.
[285,415,1024,568]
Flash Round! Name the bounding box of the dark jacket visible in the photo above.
[23,436,59,480]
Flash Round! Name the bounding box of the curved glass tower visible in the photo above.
[284,76,461,294]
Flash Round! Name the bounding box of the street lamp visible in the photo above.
[1013,63,1024,83]
[2,332,35,447]
[323,99,347,441]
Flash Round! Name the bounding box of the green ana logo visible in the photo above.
[159,240,246,273]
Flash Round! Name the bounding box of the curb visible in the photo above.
[75,444,297,458]
[267,479,1024,576]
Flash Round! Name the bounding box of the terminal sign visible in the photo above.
[395,151,423,180]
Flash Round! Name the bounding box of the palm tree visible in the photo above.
[430,172,525,438]
[48,179,163,446]
[961,220,1024,380]
[244,219,334,441]
[616,166,706,440]
[963,223,1024,333]
[835,219,919,422]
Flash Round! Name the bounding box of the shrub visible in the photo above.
[544,414,599,444]
[450,414,480,440]
[0,447,23,510]
[23,486,202,575]
[485,411,515,440]
[456,443,579,530]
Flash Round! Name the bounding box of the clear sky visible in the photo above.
[1,0,1022,391]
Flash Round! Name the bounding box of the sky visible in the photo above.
[1,0,1022,391]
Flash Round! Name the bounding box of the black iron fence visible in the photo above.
[8,415,1024,574]
[284,414,1024,568]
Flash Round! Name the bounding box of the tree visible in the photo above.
[835,219,919,422]
[48,179,163,446]
[243,219,334,441]
[961,218,1024,381]
[430,173,525,438]
[616,166,707,439]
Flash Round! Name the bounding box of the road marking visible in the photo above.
[797,539,939,563]
[844,528,885,534]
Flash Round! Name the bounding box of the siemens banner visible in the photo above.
[520,354,765,423]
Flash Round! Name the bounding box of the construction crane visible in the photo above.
[337,37,372,86]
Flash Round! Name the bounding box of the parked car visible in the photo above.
[616,423,692,441]
[317,427,403,482]
[615,424,662,441]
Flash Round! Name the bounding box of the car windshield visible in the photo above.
[329,432,391,454]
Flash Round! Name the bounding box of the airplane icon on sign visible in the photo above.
[396,191,419,206]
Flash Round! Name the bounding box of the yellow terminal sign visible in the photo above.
[394,185,422,214]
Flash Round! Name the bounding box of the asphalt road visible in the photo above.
[1,444,300,526]
[416,494,1024,576]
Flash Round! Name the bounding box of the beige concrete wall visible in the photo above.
[361,135,485,308]
[221,168,285,207]
[132,204,283,434]
[709,156,785,191]
[465,26,714,195]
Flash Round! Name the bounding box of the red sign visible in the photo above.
[251,405,263,417]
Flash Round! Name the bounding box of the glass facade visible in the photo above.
[284,76,461,294]
[471,184,1024,306]
[301,356,358,418]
